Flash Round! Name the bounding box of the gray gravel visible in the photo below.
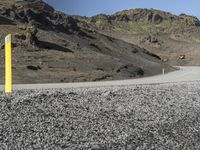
[1,82,200,150]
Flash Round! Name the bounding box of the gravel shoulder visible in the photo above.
[1,81,200,149]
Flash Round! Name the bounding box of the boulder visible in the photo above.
[147,12,163,24]
[27,65,41,71]
[178,55,186,60]
[25,24,38,46]
[152,14,163,24]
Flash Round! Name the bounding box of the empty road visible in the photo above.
[0,66,200,90]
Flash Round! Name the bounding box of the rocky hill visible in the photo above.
[88,9,200,30]
[80,8,200,66]
[0,0,175,84]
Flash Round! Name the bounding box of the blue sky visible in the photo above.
[45,0,200,18]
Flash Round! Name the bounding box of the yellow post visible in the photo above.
[5,34,12,93]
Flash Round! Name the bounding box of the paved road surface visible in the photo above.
[0,66,200,90]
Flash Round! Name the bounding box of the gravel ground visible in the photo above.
[1,82,200,150]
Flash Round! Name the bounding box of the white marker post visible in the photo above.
[162,68,165,75]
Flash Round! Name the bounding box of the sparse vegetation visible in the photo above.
[82,8,200,66]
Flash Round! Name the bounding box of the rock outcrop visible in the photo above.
[0,0,80,33]
[88,8,200,29]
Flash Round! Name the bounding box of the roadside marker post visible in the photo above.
[162,68,165,75]
[5,34,12,93]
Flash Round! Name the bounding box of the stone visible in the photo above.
[27,65,41,71]
[178,55,186,60]
[152,14,163,24]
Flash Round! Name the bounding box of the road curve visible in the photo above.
[0,66,200,90]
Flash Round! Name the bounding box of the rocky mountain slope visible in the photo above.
[80,8,200,66]
[0,0,175,84]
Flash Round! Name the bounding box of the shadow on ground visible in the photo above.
[0,16,15,25]
[38,40,74,53]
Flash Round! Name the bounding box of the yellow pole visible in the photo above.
[5,34,12,93]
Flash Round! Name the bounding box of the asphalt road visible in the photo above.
[0,66,200,90]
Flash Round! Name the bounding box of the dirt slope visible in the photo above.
[0,0,174,84]
[80,8,200,66]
